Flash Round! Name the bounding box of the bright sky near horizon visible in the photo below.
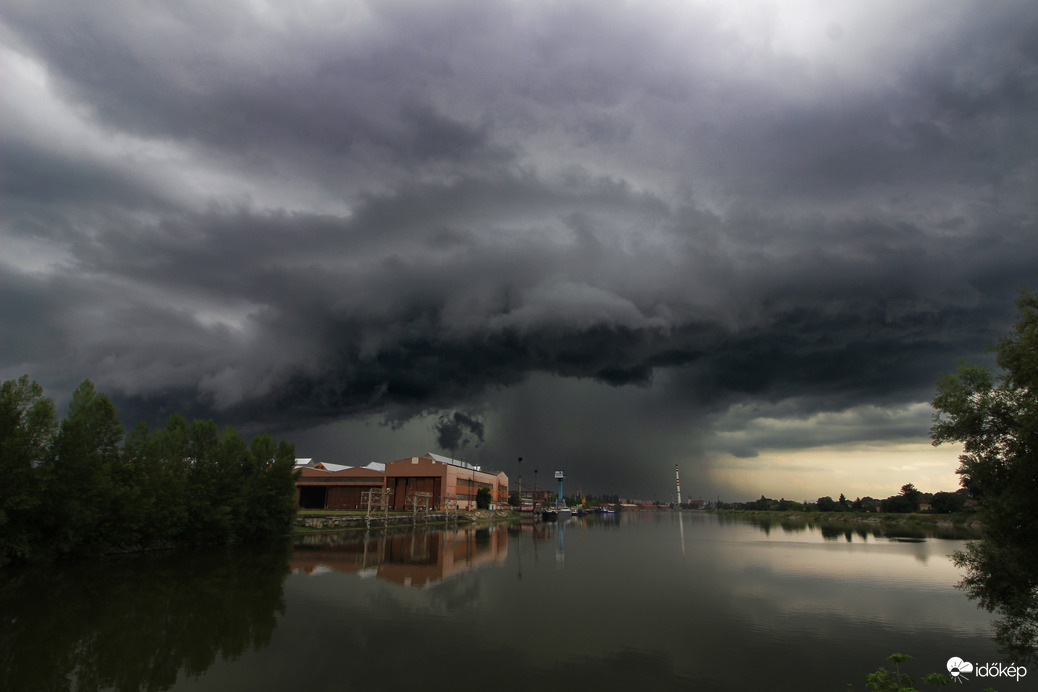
[2,0,1036,501]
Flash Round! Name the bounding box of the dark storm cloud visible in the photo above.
[0,137,168,211]
[7,0,1031,208]
[12,177,1024,431]
[2,0,1037,494]
[434,412,485,452]
[1,0,514,197]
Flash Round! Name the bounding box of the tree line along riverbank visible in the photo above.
[0,376,299,566]
[709,509,983,538]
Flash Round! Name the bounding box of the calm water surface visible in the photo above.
[1,513,1016,691]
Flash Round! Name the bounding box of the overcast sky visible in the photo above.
[3,0,1036,501]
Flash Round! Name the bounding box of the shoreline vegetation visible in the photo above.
[710,508,980,526]
[928,289,1038,664]
[1,375,299,566]
[709,509,983,538]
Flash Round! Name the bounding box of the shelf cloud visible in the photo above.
[3,0,1036,499]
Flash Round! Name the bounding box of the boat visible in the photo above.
[542,504,573,521]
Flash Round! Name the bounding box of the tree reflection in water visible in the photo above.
[0,542,291,692]
[955,536,1038,664]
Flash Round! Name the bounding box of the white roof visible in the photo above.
[319,462,353,473]
[427,452,481,471]
[294,458,314,466]
[301,461,385,473]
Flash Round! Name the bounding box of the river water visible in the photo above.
[1,512,1018,691]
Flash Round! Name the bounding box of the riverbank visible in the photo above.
[709,509,983,538]
[293,508,521,533]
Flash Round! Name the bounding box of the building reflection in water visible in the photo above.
[291,526,509,587]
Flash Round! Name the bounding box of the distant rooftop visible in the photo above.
[294,458,386,473]
[296,455,484,473]
[318,462,353,473]
[427,452,481,472]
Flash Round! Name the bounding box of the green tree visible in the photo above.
[931,290,1038,527]
[45,380,126,554]
[932,288,1038,662]
[476,487,492,509]
[930,491,966,514]
[0,377,301,563]
[900,483,922,510]
[0,376,57,563]
[748,495,775,511]
[882,484,921,513]
[127,415,193,545]
[241,433,298,538]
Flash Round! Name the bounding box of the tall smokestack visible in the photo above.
[675,464,682,505]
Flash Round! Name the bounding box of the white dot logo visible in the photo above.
[947,657,974,683]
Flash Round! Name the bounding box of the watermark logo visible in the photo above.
[947,657,1027,684]
[946,657,973,683]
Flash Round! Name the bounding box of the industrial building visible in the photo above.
[295,460,386,510]
[294,453,509,512]
[385,453,509,511]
